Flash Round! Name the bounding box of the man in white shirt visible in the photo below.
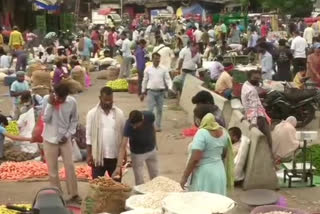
[194,27,203,53]
[173,42,201,93]
[119,32,133,78]
[291,31,308,76]
[303,24,315,47]
[208,25,215,43]
[259,48,274,80]
[153,38,175,71]
[86,86,125,179]
[141,52,173,131]
[132,27,140,42]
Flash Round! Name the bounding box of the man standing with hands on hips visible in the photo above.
[140,52,173,132]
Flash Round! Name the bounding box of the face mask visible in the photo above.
[250,80,260,86]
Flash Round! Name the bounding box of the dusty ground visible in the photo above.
[0,73,320,214]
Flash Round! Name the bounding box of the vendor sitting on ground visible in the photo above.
[215,68,233,100]
[229,127,250,182]
[192,90,226,127]
[293,68,309,89]
[0,114,33,159]
[272,116,303,163]
[208,55,224,82]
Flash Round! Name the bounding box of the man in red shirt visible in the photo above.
[108,27,117,58]
[260,21,269,38]
[91,28,100,57]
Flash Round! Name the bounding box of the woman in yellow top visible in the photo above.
[9,26,25,50]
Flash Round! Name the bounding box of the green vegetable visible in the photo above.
[5,121,19,136]
[106,79,129,91]
[296,144,320,175]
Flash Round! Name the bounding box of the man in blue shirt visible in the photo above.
[113,110,159,185]
[135,39,147,95]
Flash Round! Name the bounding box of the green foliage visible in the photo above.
[258,0,313,17]
[296,144,320,176]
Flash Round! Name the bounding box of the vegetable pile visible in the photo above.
[106,79,128,91]
[0,204,31,214]
[90,176,130,190]
[59,165,92,180]
[5,121,19,136]
[0,161,48,181]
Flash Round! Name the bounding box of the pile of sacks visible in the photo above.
[28,63,51,96]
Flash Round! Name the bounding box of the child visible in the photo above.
[228,127,250,182]
[0,114,32,159]
[293,69,309,89]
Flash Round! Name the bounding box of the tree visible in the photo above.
[258,0,313,17]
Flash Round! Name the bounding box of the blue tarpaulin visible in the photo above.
[34,0,60,11]
[182,4,204,16]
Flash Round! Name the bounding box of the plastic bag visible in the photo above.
[17,108,38,154]
[72,139,83,162]
[32,115,44,143]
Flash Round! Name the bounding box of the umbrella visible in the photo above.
[98,8,113,16]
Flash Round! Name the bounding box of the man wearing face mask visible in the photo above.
[86,86,125,180]
[241,70,272,147]
[112,110,159,185]
[42,83,81,204]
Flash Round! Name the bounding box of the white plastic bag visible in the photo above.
[17,108,38,154]
[72,139,83,162]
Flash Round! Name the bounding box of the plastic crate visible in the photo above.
[4,76,17,86]
[233,70,248,83]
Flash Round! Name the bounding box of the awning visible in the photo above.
[34,0,60,11]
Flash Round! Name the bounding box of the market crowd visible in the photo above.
[0,13,318,202]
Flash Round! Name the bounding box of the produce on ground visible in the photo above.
[0,161,48,181]
[121,208,161,214]
[134,176,182,193]
[82,177,131,214]
[0,204,31,214]
[4,142,38,162]
[59,165,92,180]
[106,79,128,91]
[5,121,19,136]
[296,144,320,175]
[90,177,130,190]
[126,192,169,210]
[162,192,235,214]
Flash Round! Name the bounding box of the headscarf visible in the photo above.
[199,113,235,193]
[286,116,297,127]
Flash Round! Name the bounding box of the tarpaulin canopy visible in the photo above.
[98,8,113,16]
[182,4,204,16]
[34,0,60,11]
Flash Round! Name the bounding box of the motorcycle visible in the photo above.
[263,83,320,128]
[6,188,75,214]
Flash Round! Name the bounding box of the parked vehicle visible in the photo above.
[6,188,74,214]
[263,85,320,128]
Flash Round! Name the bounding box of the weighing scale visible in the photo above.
[283,131,318,188]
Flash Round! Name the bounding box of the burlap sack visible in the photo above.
[0,72,7,84]
[27,64,46,77]
[31,70,51,88]
[82,61,95,72]
[81,184,131,214]
[96,66,119,80]
[60,77,83,94]
[32,85,50,97]
[71,67,86,88]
